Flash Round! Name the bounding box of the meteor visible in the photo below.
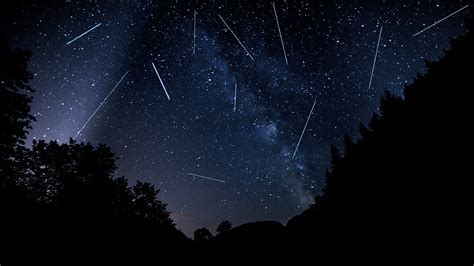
[152,62,170,100]
[66,23,102,46]
[73,70,129,139]
[368,26,383,91]
[218,14,255,61]
[234,83,237,112]
[272,3,288,65]
[413,5,469,37]
[193,11,197,54]
[292,97,317,160]
[186,173,226,183]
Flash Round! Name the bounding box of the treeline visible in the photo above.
[284,18,474,253]
[0,40,188,256]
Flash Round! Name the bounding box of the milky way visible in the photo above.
[3,0,470,236]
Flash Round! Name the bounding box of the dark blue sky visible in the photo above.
[4,0,470,236]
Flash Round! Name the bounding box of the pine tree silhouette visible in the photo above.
[0,40,36,220]
[287,18,474,254]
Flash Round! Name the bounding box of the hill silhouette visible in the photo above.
[213,221,285,244]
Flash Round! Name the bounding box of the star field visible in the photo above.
[4,0,470,236]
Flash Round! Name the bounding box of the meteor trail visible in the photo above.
[272,3,288,65]
[66,23,102,46]
[193,11,197,54]
[368,26,383,91]
[186,173,226,183]
[234,83,237,112]
[292,97,317,160]
[73,70,129,139]
[413,5,469,37]
[152,62,170,100]
[218,14,255,61]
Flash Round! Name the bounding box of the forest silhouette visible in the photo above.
[1,16,472,257]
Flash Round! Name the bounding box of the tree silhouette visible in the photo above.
[287,18,474,253]
[130,180,174,227]
[3,138,186,249]
[194,227,213,242]
[0,40,188,256]
[0,40,35,215]
[216,220,233,234]
[0,40,34,150]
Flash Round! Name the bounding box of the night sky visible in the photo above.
[2,0,470,236]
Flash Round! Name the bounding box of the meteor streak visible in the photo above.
[218,14,255,61]
[413,5,469,37]
[368,26,383,91]
[193,11,197,54]
[234,83,237,112]
[272,3,288,65]
[73,70,129,139]
[152,62,170,100]
[186,173,226,183]
[66,23,102,46]
[292,97,317,160]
